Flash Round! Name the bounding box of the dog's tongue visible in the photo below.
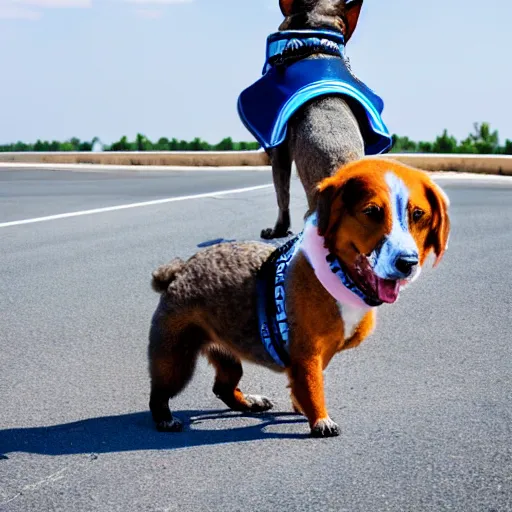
[376,277,400,303]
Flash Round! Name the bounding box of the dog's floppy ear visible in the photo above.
[317,183,338,237]
[424,182,451,268]
[317,174,368,242]
[279,0,294,16]
[344,0,364,43]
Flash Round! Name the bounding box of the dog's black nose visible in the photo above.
[395,255,419,277]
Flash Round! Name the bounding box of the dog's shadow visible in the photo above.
[0,409,308,458]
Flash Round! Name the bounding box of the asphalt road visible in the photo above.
[1,168,511,512]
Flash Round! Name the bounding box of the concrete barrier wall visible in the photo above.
[1,150,512,175]
[379,154,512,175]
[0,151,271,167]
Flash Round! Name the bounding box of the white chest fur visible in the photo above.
[337,302,368,340]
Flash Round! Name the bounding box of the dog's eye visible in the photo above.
[362,205,383,221]
[412,208,425,222]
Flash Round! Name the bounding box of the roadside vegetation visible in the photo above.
[1,123,510,155]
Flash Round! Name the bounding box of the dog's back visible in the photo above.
[289,95,364,212]
[151,242,274,304]
[149,241,277,367]
[279,0,367,210]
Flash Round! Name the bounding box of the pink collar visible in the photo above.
[300,215,373,310]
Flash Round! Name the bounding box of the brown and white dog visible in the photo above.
[148,158,450,437]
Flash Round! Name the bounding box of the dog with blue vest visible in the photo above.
[238,0,393,240]
[147,158,451,438]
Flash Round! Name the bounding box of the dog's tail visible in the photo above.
[151,259,185,293]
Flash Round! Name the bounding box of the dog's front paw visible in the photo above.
[155,417,183,432]
[244,394,274,412]
[260,227,292,240]
[311,417,340,438]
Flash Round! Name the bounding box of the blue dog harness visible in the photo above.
[256,215,382,368]
[256,234,302,368]
[237,29,392,154]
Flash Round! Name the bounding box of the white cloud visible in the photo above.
[0,4,40,19]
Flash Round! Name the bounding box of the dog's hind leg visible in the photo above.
[149,323,206,432]
[261,145,293,240]
[206,345,274,412]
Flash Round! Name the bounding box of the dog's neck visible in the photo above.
[264,29,345,72]
[300,214,377,310]
[256,215,375,369]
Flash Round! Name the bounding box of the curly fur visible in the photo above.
[148,241,286,433]
[151,259,185,293]
[150,242,278,367]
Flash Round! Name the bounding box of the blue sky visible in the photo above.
[0,0,510,145]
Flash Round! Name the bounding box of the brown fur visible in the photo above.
[147,159,450,437]
[316,158,451,269]
[278,0,363,43]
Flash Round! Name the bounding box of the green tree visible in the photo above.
[135,133,153,151]
[189,137,209,151]
[13,141,30,151]
[215,137,234,151]
[457,137,478,154]
[502,139,512,155]
[432,130,458,153]
[391,135,417,153]
[155,137,170,150]
[79,141,93,151]
[177,140,189,151]
[33,140,51,151]
[418,141,433,153]
[467,122,499,154]
[109,136,132,151]
[69,137,81,151]
[60,142,75,151]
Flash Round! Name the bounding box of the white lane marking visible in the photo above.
[0,184,273,229]
[1,170,510,229]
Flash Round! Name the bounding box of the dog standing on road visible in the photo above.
[147,159,450,438]
[238,0,392,239]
